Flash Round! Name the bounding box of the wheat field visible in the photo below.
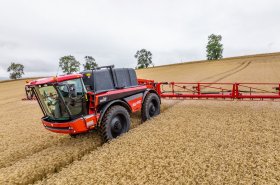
[0,53,279,184]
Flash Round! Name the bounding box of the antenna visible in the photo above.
[55,64,60,77]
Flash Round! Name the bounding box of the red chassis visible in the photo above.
[31,75,159,136]
[41,85,146,134]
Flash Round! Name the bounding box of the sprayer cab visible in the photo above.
[30,67,161,141]
[31,74,87,122]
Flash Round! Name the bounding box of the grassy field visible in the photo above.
[0,53,279,184]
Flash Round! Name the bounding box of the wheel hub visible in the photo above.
[149,103,156,116]
[111,117,123,133]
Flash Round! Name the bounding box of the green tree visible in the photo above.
[7,62,24,79]
[83,56,98,70]
[59,55,80,74]
[134,49,153,69]
[206,34,223,60]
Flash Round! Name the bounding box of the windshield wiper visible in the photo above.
[54,85,73,120]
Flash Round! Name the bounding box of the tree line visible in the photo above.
[59,55,98,74]
[7,34,223,79]
[6,55,98,79]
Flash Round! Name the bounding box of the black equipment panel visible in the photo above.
[81,68,138,93]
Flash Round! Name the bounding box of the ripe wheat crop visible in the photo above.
[0,53,280,184]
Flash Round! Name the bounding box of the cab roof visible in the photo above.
[30,74,83,85]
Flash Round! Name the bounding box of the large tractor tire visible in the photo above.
[141,93,160,122]
[100,105,130,142]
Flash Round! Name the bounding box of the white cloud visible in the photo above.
[0,0,279,78]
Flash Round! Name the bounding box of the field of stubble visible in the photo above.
[0,53,280,184]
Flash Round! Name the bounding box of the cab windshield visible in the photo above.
[35,78,86,120]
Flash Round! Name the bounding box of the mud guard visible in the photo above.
[143,89,161,104]
[98,99,131,125]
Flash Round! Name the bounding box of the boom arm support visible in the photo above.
[138,79,280,101]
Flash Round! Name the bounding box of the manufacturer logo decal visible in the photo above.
[100,97,108,103]
[86,120,94,128]
[85,73,91,78]
[132,100,141,107]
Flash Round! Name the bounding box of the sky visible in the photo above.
[0,0,280,79]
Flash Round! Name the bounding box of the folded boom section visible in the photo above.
[138,79,280,101]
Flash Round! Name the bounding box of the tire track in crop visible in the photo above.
[0,103,54,169]
[0,136,75,169]
[35,101,280,185]
[199,62,246,81]
[211,61,251,83]
[199,61,250,82]
[160,61,251,108]
[0,101,179,185]
[162,61,251,100]
[0,100,179,169]
[0,132,102,185]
